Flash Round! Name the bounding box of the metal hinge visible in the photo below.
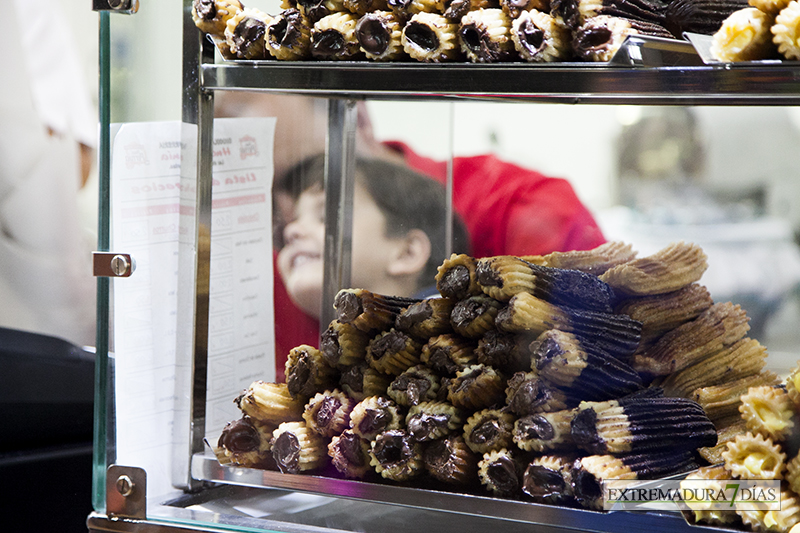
[106,465,147,520]
[93,0,140,13]
[93,252,136,278]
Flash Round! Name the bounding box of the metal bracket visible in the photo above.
[93,0,140,13]
[106,465,147,520]
[93,252,136,278]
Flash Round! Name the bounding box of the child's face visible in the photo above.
[277,183,405,319]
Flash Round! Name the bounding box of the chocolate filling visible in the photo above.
[340,364,365,393]
[390,372,431,405]
[297,0,330,22]
[269,9,304,48]
[407,413,450,441]
[396,300,433,331]
[370,330,408,360]
[373,430,413,466]
[516,414,555,441]
[338,432,366,466]
[358,407,391,435]
[273,431,301,473]
[427,346,459,375]
[522,465,566,500]
[443,0,471,19]
[573,468,603,502]
[387,0,415,10]
[195,0,217,20]
[532,335,564,372]
[232,17,267,55]
[422,438,454,473]
[404,22,440,52]
[570,408,605,453]
[314,396,342,429]
[287,351,314,398]
[475,262,503,288]
[218,418,260,453]
[486,456,519,493]
[451,298,489,330]
[574,26,613,57]
[335,291,363,323]
[506,374,546,416]
[451,367,485,394]
[470,419,502,445]
[518,19,545,55]
[356,17,390,56]
[438,265,471,299]
[320,327,342,366]
[312,30,348,58]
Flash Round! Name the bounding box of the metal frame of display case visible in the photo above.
[88,1,800,532]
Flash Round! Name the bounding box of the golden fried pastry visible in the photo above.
[396,298,455,339]
[681,465,740,526]
[355,10,407,60]
[192,0,244,36]
[369,429,424,481]
[751,0,791,13]
[463,408,517,454]
[443,0,502,19]
[458,8,515,62]
[402,12,463,61]
[542,241,637,276]
[722,431,786,480]
[787,361,800,409]
[692,371,780,425]
[225,8,273,59]
[495,292,568,336]
[436,254,482,300]
[335,288,421,333]
[367,328,424,375]
[302,389,355,438]
[501,0,549,18]
[762,483,800,532]
[311,12,363,59]
[388,0,447,17]
[475,329,534,374]
[773,1,800,59]
[422,434,479,485]
[513,409,576,452]
[599,241,709,296]
[450,295,504,338]
[787,450,800,496]
[478,448,523,496]
[266,8,313,60]
[345,0,390,14]
[217,417,276,469]
[339,363,392,401]
[349,395,404,440]
[633,301,751,376]
[321,320,370,369]
[505,371,572,416]
[521,454,576,505]
[270,421,328,473]
[297,0,348,23]
[710,7,777,61]
[739,385,796,442]
[447,363,507,410]
[387,364,441,406]
[698,418,748,464]
[406,401,464,441]
[421,333,478,375]
[572,15,674,61]
[236,381,305,425]
[328,429,373,479]
[285,344,338,400]
[511,8,572,62]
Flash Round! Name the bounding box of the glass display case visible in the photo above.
[88,1,800,532]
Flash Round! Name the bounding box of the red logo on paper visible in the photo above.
[239,135,259,160]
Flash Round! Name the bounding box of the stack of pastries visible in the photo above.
[709,0,800,61]
[192,0,748,63]
[213,239,796,523]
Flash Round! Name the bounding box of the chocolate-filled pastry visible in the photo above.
[550,0,583,29]
[321,320,370,369]
[572,448,698,509]
[387,364,441,406]
[328,429,373,478]
[475,329,534,374]
[350,395,404,440]
[388,0,447,17]
[505,371,573,416]
[402,12,464,61]
[615,283,713,349]
[463,408,516,454]
[270,421,328,474]
[369,429,424,482]
[691,370,779,426]
[225,8,274,59]
[436,254,482,300]
[311,12,364,59]
[577,0,666,27]
[502,0,550,18]
[633,301,751,377]
[193,0,244,36]
[355,10,408,60]
[423,434,479,485]
[476,256,615,312]
[339,363,392,401]
[302,389,355,438]
[447,364,507,410]
[334,288,421,333]
[421,334,478,376]
[530,329,643,401]
[443,0,500,20]
[297,0,348,24]
[345,0,390,14]
[663,0,749,38]
[570,396,717,455]
[285,344,338,400]
[450,294,504,339]
[367,328,424,375]
[266,8,313,60]
[458,8,515,62]
[659,337,767,398]
[513,409,576,452]
[478,448,523,496]
[396,298,456,339]
[572,15,674,61]
[511,8,573,62]
[522,454,576,504]
[541,241,637,277]
[600,242,709,297]
[218,416,277,469]
[406,401,465,441]
[236,381,305,425]
[773,1,800,60]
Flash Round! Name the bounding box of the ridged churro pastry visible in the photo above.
[321,320,370,369]
[285,344,338,400]
[751,0,791,13]
[478,448,523,496]
[302,389,355,437]
[522,454,576,504]
[659,337,768,398]
[722,431,786,480]
[225,8,273,60]
[355,10,407,60]
[739,385,796,442]
[218,417,276,469]
[349,395,403,440]
[501,0,550,18]
[577,0,665,26]
[388,0,447,17]
[633,301,751,376]
[369,429,424,481]
[367,328,424,375]
[787,451,800,495]
[760,484,800,532]
[396,298,455,339]
[387,364,441,406]
[297,0,348,23]
[600,242,709,296]
[236,381,305,425]
[458,8,515,62]
[691,370,780,425]
[572,15,674,61]
[339,363,392,401]
[271,421,328,473]
[513,409,575,452]
[402,12,463,61]
[311,12,364,59]
[680,465,741,527]
[505,371,573,416]
[710,7,778,61]
[423,434,479,485]
[698,418,748,464]
[475,329,534,374]
[541,241,637,276]
[266,8,313,60]
[447,363,507,410]
[406,400,464,441]
[663,0,750,37]
[511,8,572,62]
[450,295,504,338]
[328,429,373,478]
[772,1,800,59]
[462,408,517,454]
[436,254,482,300]
[345,0,390,14]
[421,334,478,375]
[192,0,244,36]
[335,289,421,333]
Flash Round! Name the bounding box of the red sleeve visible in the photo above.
[273,252,320,383]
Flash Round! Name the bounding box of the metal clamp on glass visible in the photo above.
[93,252,136,278]
[93,0,140,13]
